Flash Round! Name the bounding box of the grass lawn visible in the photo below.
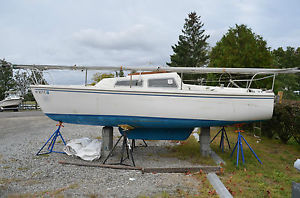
[169,127,300,197]
[22,100,36,105]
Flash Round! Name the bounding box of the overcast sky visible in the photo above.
[1,0,299,84]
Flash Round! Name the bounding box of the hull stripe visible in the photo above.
[35,88,274,100]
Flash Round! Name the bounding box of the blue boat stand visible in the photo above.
[210,126,231,152]
[230,129,262,167]
[36,121,66,155]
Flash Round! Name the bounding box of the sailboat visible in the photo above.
[2,60,299,140]
[30,70,276,140]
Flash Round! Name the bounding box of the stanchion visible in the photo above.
[36,121,66,155]
[210,126,231,152]
[230,128,262,167]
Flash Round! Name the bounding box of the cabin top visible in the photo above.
[94,72,273,95]
[95,72,181,89]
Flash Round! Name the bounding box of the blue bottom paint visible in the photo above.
[45,113,258,140]
[46,113,240,128]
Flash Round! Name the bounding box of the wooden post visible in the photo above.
[278,91,283,104]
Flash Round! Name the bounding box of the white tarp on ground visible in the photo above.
[64,137,102,161]
[295,159,300,172]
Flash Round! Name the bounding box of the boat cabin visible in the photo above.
[95,72,181,90]
[95,72,267,95]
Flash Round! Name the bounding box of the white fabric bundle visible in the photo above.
[294,159,300,172]
[64,137,102,161]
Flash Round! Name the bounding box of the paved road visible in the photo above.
[0,110,44,118]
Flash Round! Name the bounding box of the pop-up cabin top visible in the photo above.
[95,72,270,95]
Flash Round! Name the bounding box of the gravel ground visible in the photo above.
[0,111,207,197]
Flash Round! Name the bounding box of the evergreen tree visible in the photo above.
[119,69,124,77]
[167,12,210,67]
[115,69,124,77]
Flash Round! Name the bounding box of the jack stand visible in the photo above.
[230,129,262,167]
[210,126,231,152]
[132,139,148,150]
[103,131,135,166]
[36,121,66,155]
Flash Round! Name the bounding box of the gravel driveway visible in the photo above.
[0,111,207,197]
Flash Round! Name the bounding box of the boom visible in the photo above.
[1,59,299,74]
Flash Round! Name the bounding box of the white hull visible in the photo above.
[0,98,22,108]
[31,85,274,127]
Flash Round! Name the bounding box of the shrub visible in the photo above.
[274,104,293,143]
[261,119,277,139]
[292,101,300,144]
[262,101,300,144]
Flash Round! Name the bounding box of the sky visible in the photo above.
[1,0,300,84]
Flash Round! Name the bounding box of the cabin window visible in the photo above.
[148,78,178,88]
[115,80,143,87]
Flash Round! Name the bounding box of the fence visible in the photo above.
[20,102,40,110]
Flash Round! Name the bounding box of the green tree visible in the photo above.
[272,47,300,99]
[272,47,300,68]
[209,24,273,68]
[14,70,31,97]
[115,69,124,77]
[14,69,47,101]
[167,12,210,68]
[119,69,124,77]
[0,59,15,100]
[91,73,114,85]
[208,24,273,88]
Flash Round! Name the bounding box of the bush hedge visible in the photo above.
[262,100,300,144]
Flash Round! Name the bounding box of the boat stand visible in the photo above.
[230,129,262,167]
[36,121,66,155]
[210,126,231,152]
[132,139,148,150]
[103,132,135,166]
